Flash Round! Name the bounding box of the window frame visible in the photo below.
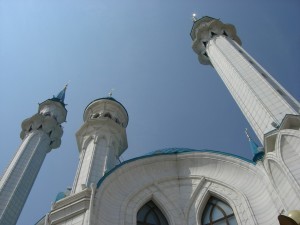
[137,200,169,225]
[201,196,237,225]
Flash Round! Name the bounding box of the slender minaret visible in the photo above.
[0,86,67,225]
[72,96,128,194]
[190,16,300,144]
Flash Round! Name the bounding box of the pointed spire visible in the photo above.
[192,13,198,22]
[245,128,264,162]
[51,84,68,106]
[108,88,115,98]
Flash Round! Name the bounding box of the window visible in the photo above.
[211,32,217,37]
[104,113,112,119]
[92,113,100,118]
[201,197,237,225]
[137,201,169,225]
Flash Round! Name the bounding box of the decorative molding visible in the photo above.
[191,16,241,65]
[49,189,91,224]
[21,113,63,150]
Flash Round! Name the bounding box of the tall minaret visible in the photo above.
[190,16,300,143]
[0,86,67,225]
[72,96,128,194]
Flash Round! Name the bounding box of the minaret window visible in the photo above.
[211,31,217,37]
[104,113,112,119]
[43,112,51,117]
[92,113,100,119]
[201,197,237,225]
[137,200,169,225]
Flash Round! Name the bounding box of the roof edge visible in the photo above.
[96,148,254,189]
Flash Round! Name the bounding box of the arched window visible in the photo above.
[201,197,237,225]
[137,200,169,225]
[92,113,100,119]
[104,113,112,119]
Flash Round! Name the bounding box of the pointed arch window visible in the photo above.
[104,113,112,119]
[201,197,237,225]
[137,200,169,225]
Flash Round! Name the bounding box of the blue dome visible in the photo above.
[54,192,66,202]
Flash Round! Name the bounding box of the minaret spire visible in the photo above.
[108,88,115,98]
[245,128,264,162]
[0,87,67,225]
[192,13,198,22]
[52,83,68,105]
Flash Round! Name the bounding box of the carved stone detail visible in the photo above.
[20,113,63,149]
[191,16,241,65]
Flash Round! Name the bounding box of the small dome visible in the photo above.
[54,192,66,202]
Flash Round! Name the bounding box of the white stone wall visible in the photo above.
[92,152,282,225]
[264,128,300,211]
[206,35,298,143]
[73,138,108,193]
[55,213,86,225]
[280,130,300,186]
[47,188,91,225]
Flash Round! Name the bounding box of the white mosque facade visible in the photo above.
[0,16,300,225]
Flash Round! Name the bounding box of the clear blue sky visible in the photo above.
[0,0,299,224]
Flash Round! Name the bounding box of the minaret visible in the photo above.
[0,86,67,225]
[190,16,300,143]
[72,96,128,194]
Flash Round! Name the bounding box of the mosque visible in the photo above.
[0,16,300,225]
